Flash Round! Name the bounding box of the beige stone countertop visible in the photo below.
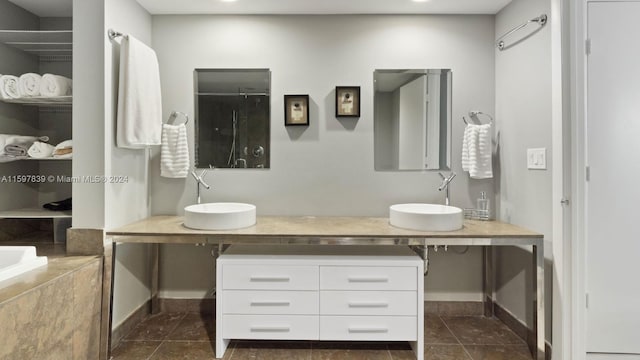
[106,216,543,242]
[0,249,100,305]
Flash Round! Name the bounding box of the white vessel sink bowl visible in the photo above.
[184,202,256,230]
[389,203,463,232]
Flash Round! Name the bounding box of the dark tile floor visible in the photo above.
[111,313,533,360]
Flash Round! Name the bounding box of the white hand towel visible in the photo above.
[0,75,20,99]
[28,141,55,159]
[18,73,42,97]
[116,35,162,149]
[161,124,189,178]
[0,134,49,156]
[39,74,72,97]
[462,123,493,179]
[53,139,73,159]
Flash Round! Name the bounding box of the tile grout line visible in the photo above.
[144,341,163,360]
[438,315,475,360]
[146,312,189,360]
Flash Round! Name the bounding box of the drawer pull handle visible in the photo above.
[250,326,291,333]
[348,302,389,308]
[348,327,389,334]
[347,277,389,283]
[249,276,291,282]
[250,301,291,307]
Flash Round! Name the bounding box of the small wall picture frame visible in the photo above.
[284,95,310,126]
[335,86,361,118]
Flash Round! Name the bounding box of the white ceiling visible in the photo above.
[135,0,513,15]
[7,0,512,19]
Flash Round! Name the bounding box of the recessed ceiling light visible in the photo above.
[412,0,431,2]
[221,0,237,2]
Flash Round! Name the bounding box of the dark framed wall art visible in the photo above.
[284,95,310,126]
[335,86,360,118]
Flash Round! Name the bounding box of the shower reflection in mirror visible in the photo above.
[194,69,271,169]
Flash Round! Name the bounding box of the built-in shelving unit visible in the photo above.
[0,24,73,236]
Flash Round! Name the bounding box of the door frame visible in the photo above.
[569,0,588,358]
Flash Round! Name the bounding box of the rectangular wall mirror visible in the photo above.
[374,69,452,171]
[195,69,271,169]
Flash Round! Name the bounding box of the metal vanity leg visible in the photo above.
[482,246,494,317]
[533,243,545,360]
[151,243,160,314]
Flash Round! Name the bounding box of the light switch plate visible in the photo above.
[527,148,547,170]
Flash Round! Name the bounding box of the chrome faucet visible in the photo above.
[438,172,456,206]
[191,166,212,204]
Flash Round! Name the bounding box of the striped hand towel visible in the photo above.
[161,123,189,178]
[462,123,493,179]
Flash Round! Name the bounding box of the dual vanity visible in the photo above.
[106,210,546,360]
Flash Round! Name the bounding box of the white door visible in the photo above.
[586,1,640,354]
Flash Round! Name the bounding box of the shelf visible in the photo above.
[0,156,72,163]
[0,96,72,107]
[0,208,71,219]
[0,30,72,60]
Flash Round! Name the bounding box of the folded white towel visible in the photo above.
[53,139,73,159]
[28,141,55,159]
[161,124,189,178]
[18,73,42,97]
[39,74,72,97]
[0,75,20,99]
[462,124,493,179]
[0,134,49,156]
[116,35,162,149]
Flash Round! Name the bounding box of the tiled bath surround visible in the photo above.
[0,255,103,359]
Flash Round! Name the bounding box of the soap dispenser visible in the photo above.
[477,192,490,220]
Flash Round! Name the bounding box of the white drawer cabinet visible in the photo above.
[216,245,423,360]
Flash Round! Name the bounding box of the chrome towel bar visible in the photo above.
[496,14,547,51]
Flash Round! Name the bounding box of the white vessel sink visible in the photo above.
[389,203,463,232]
[184,202,256,230]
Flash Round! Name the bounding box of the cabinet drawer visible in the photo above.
[222,315,319,340]
[320,316,417,341]
[223,290,318,315]
[320,266,417,290]
[320,291,416,316]
[222,265,318,290]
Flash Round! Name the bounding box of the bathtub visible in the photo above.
[0,246,48,283]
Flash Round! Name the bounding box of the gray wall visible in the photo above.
[73,0,153,328]
[494,0,553,341]
[150,15,496,300]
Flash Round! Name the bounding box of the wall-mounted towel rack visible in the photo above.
[463,111,493,125]
[496,14,547,51]
[107,29,123,41]
[166,111,189,125]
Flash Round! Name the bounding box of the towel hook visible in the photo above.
[463,111,493,125]
[166,111,189,125]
